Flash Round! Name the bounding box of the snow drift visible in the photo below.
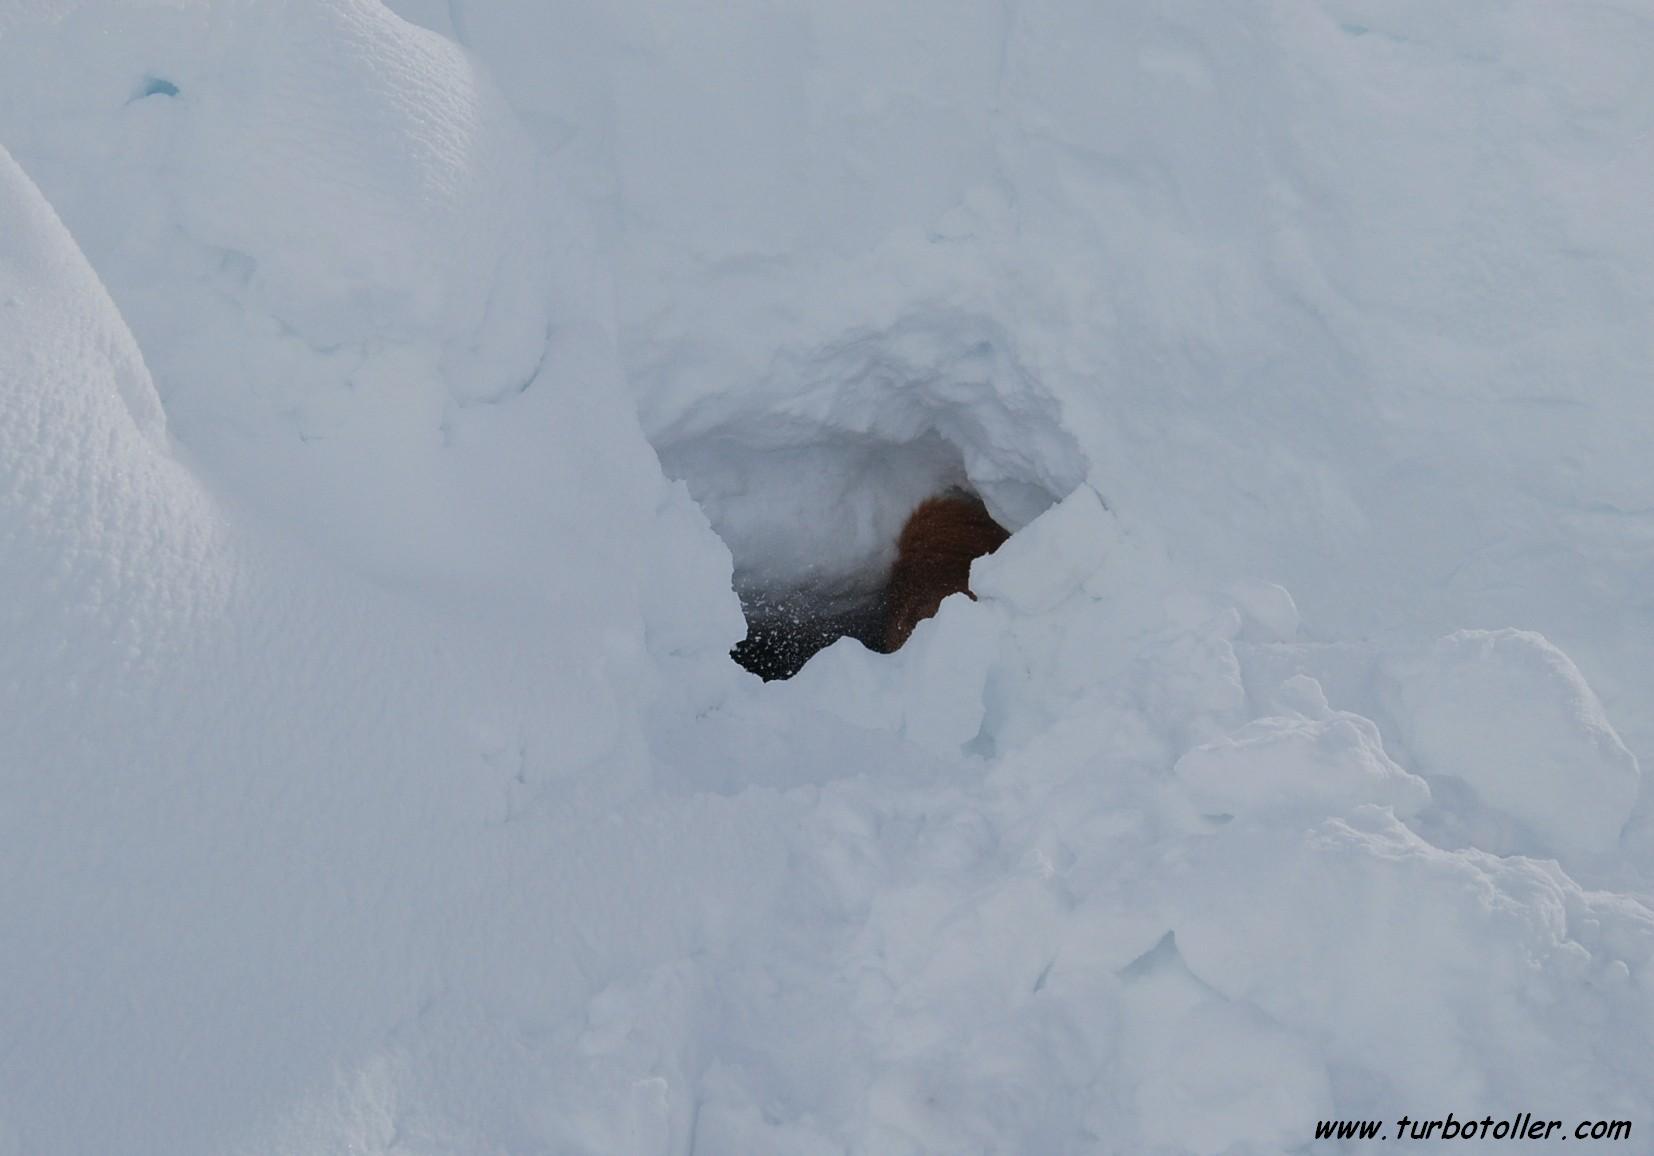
[2,0,1653,1152]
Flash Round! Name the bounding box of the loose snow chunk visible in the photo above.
[1381,629,1640,859]
[971,483,1115,615]
[1175,677,1430,820]
[1227,580,1300,644]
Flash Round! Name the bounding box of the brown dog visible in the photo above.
[883,493,1009,651]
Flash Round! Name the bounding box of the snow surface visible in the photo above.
[3,0,1653,1152]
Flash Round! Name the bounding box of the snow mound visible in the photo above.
[1382,629,1641,859]
[0,128,745,1156]
[0,0,628,594]
[0,142,205,637]
[0,144,163,439]
[2,0,553,407]
[178,0,555,405]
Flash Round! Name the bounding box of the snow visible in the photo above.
[1174,677,1433,823]
[1380,629,1641,860]
[2,0,1653,1153]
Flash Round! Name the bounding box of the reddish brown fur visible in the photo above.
[883,493,1010,652]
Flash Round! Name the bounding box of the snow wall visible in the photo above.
[1,0,1652,1152]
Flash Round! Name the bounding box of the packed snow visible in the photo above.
[2,0,1652,1153]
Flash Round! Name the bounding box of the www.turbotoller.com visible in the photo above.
[1315,1113,1632,1142]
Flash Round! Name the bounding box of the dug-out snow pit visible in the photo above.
[680,426,1007,680]
[646,325,1086,679]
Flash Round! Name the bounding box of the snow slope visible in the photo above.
[3,0,1653,1152]
[0,134,772,1155]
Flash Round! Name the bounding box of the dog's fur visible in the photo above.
[883,493,1009,651]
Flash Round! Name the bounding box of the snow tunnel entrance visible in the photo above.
[727,481,1013,680]
[643,318,1089,680]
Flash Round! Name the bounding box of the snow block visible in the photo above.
[971,483,1114,615]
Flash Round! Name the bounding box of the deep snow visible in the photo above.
[2,0,1653,1153]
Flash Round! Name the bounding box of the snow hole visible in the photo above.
[645,320,1088,679]
[133,75,180,100]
